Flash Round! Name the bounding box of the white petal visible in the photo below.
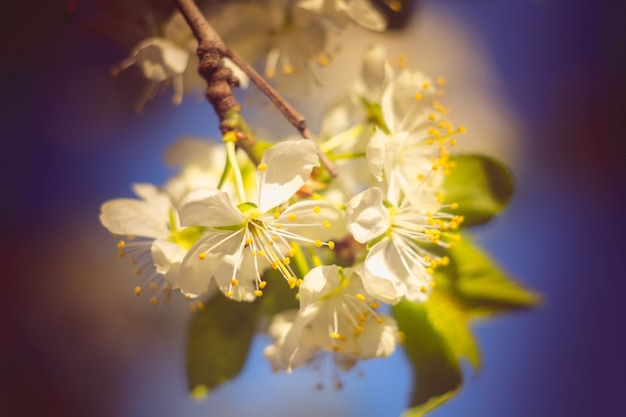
[298,265,336,309]
[223,57,250,89]
[281,303,321,369]
[151,240,186,288]
[365,128,388,181]
[345,0,387,31]
[257,140,319,212]
[100,199,169,239]
[132,37,189,80]
[179,188,244,227]
[362,239,407,304]
[177,237,224,298]
[345,187,389,243]
[355,314,398,358]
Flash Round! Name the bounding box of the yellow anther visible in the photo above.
[428,113,436,121]
[134,269,142,276]
[150,297,159,305]
[369,301,380,309]
[196,302,205,310]
[265,69,276,78]
[355,326,364,336]
[282,65,295,75]
[420,285,428,293]
[150,283,158,291]
[296,278,303,287]
[282,257,290,265]
[323,220,331,228]
[331,332,341,339]
[271,261,278,270]
[436,193,444,203]
[318,55,329,67]
[314,239,323,248]
[328,241,335,250]
[258,163,267,171]
[254,290,263,297]
[258,250,266,257]
[414,92,423,101]
[449,139,457,146]
[426,267,434,274]
[225,290,233,298]
[332,345,341,351]
[231,279,239,286]
[432,163,439,171]
[376,317,383,324]
[288,277,297,288]
[222,131,238,143]
[442,256,450,266]
[436,76,446,86]
[422,82,430,90]
[118,251,125,258]
[273,211,280,219]
[288,248,296,257]
[427,138,434,145]
[458,125,467,133]
[430,281,436,288]
[389,0,402,11]
[198,252,206,260]
[450,221,459,230]
[276,223,282,228]
[134,286,141,296]
[313,206,321,214]
[117,240,125,249]
[450,203,459,210]
[259,280,267,289]
[288,214,297,221]
[251,251,257,257]
[272,235,279,241]
[245,238,252,245]
[356,293,365,302]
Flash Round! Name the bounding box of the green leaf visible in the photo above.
[394,292,479,417]
[442,154,514,226]
[186,294,261,397]
[259,268,299,317]
[448,238,542,317]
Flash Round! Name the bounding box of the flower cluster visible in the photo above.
[101,45,466,376]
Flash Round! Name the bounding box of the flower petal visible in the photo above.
[179,188,244,227]
[346,187,389,243]
[100,198,169,239]
[362,239,407,304]
[365,128,388,181]
[151,239,186,288]
[256,140,319,212]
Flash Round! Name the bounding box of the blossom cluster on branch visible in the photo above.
[97,0,538,414]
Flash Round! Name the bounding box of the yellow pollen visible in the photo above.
[259,280,267,289]
[296,278,303,287]
[369,301,380,309]
[282,65,295,75]
[288,214,297,221]
[356,293,365,302]
[397,54,407,68]
[198,252,206,260]
[150,297,159,305]
[422,82,430,90]
[420,285,428,293]
[225,290,233,298]
[331,332,341,339]
[271,261,278,270]
[272,235,279,241]
[282,257,290,265]
[117,240,125,249]
[414,92,423,100]
[332,345,341,351]
[265,69,276,78]
[276,223,282,228]
[254,290,263,297]
[389,0,402,11]
[118,251,125,258]
[318,55,329,66]
[450,139,457,146]
[313,206,321,214]
[430,281,436,288]
[258,163,267,171]
[134,286,141,296]
[428,113,436,121]
[458,125,467,133]
[258,250,266,257]
[196,302,204,310]
[376,318,383,324]
[231,279,239,286]
[436,76,446,86]
[328,241,335,250]
[245,238,252,245]
[450,203,459,210]
[288,277,297,288]
[273,212,280,219]
[323,220,331,228]
[314,239,323,248]
[150,283,158,291]
[134,269,142,276]
[288,248,296,257]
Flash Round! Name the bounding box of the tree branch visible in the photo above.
[174,0,337,177]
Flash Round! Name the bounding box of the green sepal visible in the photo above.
[442,154,514,226]
[186,294,261,398]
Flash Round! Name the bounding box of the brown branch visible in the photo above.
[174,0,337,177]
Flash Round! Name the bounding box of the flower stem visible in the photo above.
[224,138,247,204]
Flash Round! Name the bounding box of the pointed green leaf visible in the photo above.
[449,238,541,317]
[186,294,260,397]
[394,291,479,417]
[442,154,514,226]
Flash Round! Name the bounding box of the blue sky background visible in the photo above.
[2,0,625,416]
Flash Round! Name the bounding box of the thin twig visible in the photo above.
[225,52,338,177]
[173,0,337,177]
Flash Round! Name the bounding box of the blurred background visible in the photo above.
[2,0,625,416]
